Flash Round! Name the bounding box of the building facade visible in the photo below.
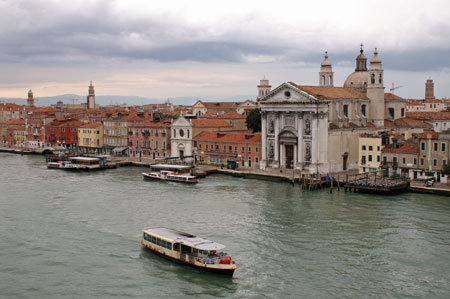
[259,82,329,173]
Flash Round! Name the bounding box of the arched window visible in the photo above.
[379,74,382,84]
[361,104,366,117]
[173,129,176,138]
[371,73,375,84]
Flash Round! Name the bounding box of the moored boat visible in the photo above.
[142,170,198,183]
[141,227,237,276]
[142,164,198,183]
[47,156,114,170]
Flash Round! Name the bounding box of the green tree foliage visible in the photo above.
[246,108,261,133]
[442,163,450,176]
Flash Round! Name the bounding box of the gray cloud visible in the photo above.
[1,1,450,73]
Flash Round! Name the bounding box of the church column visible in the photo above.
[311,114,318,173]
[318,113,328,173]
[297,112,303,168]
[273,112,280,168]
[261,111,267,169]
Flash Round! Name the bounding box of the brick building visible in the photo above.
[194,131,261,168]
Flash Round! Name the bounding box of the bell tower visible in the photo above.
[367,48,385,126]
[257,77,271,100]
[87,81,95,109]
[27,89,34,106]
[319,51,333,86]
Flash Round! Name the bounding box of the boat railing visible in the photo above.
[194,252,231,265]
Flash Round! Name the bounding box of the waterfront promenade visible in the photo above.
[1,145,450,195]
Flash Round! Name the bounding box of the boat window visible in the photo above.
[156,238,162,246]
[167,242,172,250]
[151,236,156,243]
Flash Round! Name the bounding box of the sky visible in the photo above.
[1,0,450,101]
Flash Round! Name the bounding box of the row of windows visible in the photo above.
[198,143,258,153]
[421,142,447,152]
[361,155,380,163]
[173,129,190,138]
[48,128,77,133]
[104,121,128,127]
[385,156,447,167]
[361,145,380,151]
[143,233,172,250]
[79,129,100,134]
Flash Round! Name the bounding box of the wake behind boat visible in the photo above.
[141,227,237,276]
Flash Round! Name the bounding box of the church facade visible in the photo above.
[259,82,329,173]
[258,46,407,174]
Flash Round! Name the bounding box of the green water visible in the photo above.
[1,153,450,298]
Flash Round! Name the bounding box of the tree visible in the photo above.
[246,108,261,133]
[442,163,450,177]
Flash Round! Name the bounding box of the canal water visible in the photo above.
[1,153,450,298]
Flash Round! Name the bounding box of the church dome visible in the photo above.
[343,71,369,92]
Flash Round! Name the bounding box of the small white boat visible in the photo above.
[142,170,198,184]
[47,161,78,169]
[141,227,237,276]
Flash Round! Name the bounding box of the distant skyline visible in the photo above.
[1,0,449,101]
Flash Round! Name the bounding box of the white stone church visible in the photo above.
[258,46,406,174]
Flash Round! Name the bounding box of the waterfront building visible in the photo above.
[25,107,60,148]
[0,119,26,146]
[78,122,104,153]
[171,116,193,159]
[258,82,329,172]
[103,112,145,154]
[358,134,382,173]
[13,126,27,147]
[381,141,420,178]
[45,118,83,149]
[418,131,450,181]
[194,131,261,168]
[128,119,171,159]
[0,103,27,122]
[257,47,413,174]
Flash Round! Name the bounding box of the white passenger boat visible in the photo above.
[47,156,111,170]
[141,227,237,276]
[142,170,198,184]
[142,164,198,184]
[47,161,78,169]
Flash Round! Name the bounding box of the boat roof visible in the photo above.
[70,156,99,161]
[143,227,226,251]
[151,164,192,169]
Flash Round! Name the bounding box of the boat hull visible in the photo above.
[142,242,235,276]
[142,173,198,184]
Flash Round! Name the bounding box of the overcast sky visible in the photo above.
[1,0,449,101]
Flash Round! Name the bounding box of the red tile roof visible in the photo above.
[289,83,369,100]
[129,120,171,128]
[80,122,102,128]
[194,131,261,143]
[406,111,450,120]
[191,119,232,128]
[384,93,405,101]
[382,143,419,154]
[210,111,246,119]
[0,119,26,125]
[385,118,433,128]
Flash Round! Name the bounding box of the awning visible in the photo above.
[113,147,128,153]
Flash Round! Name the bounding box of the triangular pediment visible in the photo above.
[172,116,191,127]
[258,82,319,103]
